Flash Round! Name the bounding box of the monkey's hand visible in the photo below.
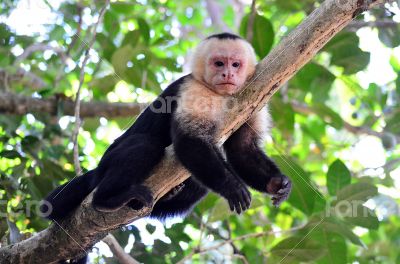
[267,175,292,207]
[221,181,251,214]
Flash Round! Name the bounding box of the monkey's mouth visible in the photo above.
[217,83,236,86]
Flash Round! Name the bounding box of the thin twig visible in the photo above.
[246,0,257,42]
[102,234,141,264]
[290,100,400,143]
[347,19,399,31]
[72,0,110,174]
[13,43,68,66]
[55,2,84,88]
[176,225,304,264]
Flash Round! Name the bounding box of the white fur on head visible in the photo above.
[190,36,257,88]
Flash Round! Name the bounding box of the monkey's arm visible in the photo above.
[224,122,292,206]
[171,119,251,214]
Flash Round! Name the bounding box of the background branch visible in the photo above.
[290,100,400,143]
[347,19,399,31]
[102,234,140,264]
[245,0,257,42]
[0,92,146,118]
[72,0,110,174]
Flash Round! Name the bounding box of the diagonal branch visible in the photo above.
[0,0,391,263]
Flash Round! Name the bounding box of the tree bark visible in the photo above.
[0,92,146,118]
[0,0,390,263]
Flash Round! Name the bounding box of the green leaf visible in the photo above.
[315,232,347,264]
[292,63,336,103]
[272,156,325,215]
[336,182,378,203]
[390,55,400,71]
[378,25,400,48]
[240,14,274,58]
[0,150,21,159]
[152,239,171,256]
[326,159,351,195]
[138,18,150,44]
[396,75,400,96]
[49,25,66,40]
[342,204,379,230]
[270,98,295,134]
[271,236,327,262]
[104,11,120,38]
[385,113,400,134]
[208,198,232,222]
[91,75,119,99]
[146,224,156,234]
[110,2,135,14]
[96,33,117,61]
[0,115,22,135]
[311,104,343,129]
[324,32,370,74]
[82,118,101,132]
[196,193,218,213]
[122,30,141,47]
[21,135,41,157]
[307,216,365,247]
[111,45,136,78]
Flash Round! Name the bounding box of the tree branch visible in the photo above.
[245,0,257,42]
[205,0,230,32]
[347,19,399,30]
[102,234,140,264]
[72,0,110,174]
[176,225,304,264]
[0,68,46,90]
[0,0,390,263]
[291,100,400,143]
[0,92,146,118]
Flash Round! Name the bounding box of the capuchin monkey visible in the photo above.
[41,32,291,225]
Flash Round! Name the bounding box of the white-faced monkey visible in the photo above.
[41,32,292,223]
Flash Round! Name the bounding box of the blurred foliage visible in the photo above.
[0,0,400,263]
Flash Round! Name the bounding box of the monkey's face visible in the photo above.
[191,38,257,96]
[204,53,248,95]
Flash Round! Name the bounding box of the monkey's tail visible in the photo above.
[40,170,98,221]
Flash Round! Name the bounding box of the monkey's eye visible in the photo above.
[232,62,240,68]
[214,61,224,67]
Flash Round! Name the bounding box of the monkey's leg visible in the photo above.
[41,170,96,221]
[92,135,165,212]
[150,178,208,220]
[224,123,292,206]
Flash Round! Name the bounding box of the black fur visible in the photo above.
[207,32,242,40]
[42,71,291,221]
[41,75,187,221]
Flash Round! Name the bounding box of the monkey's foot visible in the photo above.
[163,183,185,201]
[126,185,154,210]
[93,185,154,212]
[267,175,292,207]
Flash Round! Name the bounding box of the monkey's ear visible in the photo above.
[190,40,209,81]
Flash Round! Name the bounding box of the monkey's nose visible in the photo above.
[222,73,234,79]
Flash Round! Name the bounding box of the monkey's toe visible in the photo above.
[267,175,292,207]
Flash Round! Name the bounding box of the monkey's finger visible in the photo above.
[242,189,252,208]
[239,192,250,211]
[235,202,242,214]
[228,200,235,212]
